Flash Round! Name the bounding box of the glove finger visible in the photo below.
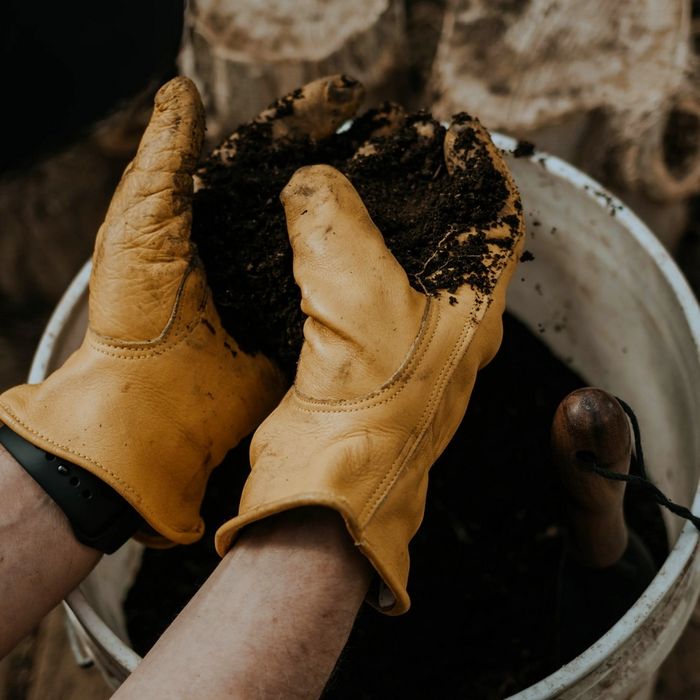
[443,115,521,239]
[209,75,365,166]
[353,110,436,160]
[260,74,365,140]
[91,77,206,340]
[350,102,406,158]
[383,115,521,305]
[97,77,204,254]
[280,164,424,396]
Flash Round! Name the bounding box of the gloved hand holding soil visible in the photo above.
[193,75,524,378]
[193,74,525,614]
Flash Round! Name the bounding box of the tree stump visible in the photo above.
[178,0,408,144]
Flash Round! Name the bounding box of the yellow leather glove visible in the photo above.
[215,118,525,613]
[0,75,361,547]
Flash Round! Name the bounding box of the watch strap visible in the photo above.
[0,425,142,553]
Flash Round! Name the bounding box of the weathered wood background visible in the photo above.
[2,1,700,697]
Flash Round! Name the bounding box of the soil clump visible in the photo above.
[192,105,517,378]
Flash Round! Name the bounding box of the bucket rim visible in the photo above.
[64,587,141,675]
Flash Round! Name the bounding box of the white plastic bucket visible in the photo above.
[29,134,700,697]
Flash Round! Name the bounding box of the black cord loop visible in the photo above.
[577,397,700,532]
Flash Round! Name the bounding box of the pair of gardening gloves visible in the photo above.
[0,76,523,614]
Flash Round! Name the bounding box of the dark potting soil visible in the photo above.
[192,103,518,378]
[124,314,668,698]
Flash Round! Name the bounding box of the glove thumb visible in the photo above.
[280,165,425,399]
[90,77,205,341]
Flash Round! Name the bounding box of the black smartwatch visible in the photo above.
[0,425,143,553]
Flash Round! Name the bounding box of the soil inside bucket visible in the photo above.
[125,102,668,697]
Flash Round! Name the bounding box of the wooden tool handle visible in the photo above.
[551,387,632,568]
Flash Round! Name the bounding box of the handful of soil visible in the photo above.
[192,90,518,377]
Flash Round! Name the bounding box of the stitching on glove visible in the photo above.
[89,261,207,352]
[0,404,195,535]
[291,297,437,410]
[0,405,140,497]
[359,295,494,525]
[88,274,210,360]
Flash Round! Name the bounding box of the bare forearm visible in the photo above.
[116,508,371,700]
[0,444,101,657]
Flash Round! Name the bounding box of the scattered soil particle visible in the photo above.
[520,250,535,262]
[514,140,536,158]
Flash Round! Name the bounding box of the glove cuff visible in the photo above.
[215,492,413,614]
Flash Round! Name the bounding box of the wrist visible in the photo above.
[0,425,142,553]
[236,507,372,588]
[0,437,102,657]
